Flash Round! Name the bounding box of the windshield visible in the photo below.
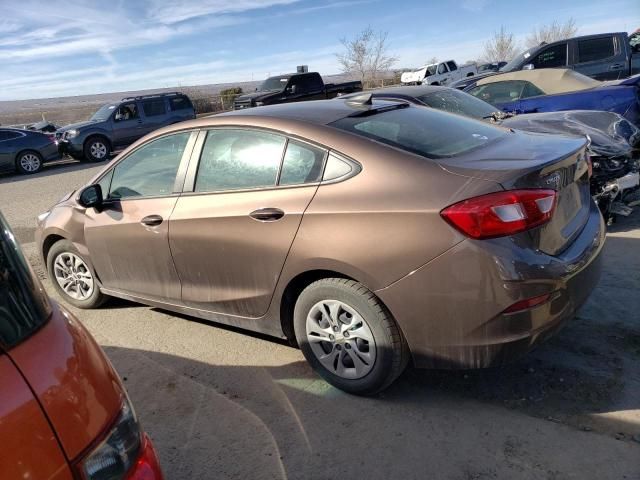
[330,105,506,158]
[259,76,290,92]
[0,212,51,350]
[418,90,497,120]
[90,103,118,121]
[499,48,533,72]
[424,65,438,77]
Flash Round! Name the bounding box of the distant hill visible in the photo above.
[0,73,359,127]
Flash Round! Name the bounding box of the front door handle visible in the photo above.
[609,63,624,70]
[141,214,163,226]
[249,208,285,222]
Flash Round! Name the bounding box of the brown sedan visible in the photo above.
[35,96,605,394]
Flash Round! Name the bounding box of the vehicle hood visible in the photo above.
[57,120,98,132]
[501,110,638,158]
[7,301,124,460]
[236,90,283,102]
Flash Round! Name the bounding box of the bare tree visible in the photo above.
[336,26,398,85]
[426,56,438,65]
[481,26,519,63]
[526,18,577,48]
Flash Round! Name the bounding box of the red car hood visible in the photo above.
[7,301,124,460]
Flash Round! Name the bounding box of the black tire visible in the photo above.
[15,150,43,175]
[83,136,111,163]
[294,278,409,395]
[47,240,106,309]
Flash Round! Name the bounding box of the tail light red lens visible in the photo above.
[440,189,557,239]
[502,293,552,314]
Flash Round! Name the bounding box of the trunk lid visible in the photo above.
[439,130,591,255]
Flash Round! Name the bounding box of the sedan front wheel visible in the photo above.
[47,240,106,308]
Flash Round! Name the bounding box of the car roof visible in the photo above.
[475,68,601,94]
[217,97,407,125]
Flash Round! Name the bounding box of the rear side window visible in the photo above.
[446,61,457,71]
[170,96,192,111]
[521,81,545,99]
[0,212,51,349]
[142,99,167,117]
[196,130,286,192]
[330,106,506,158]
[531,43,567,68]
[279,140,326,185]
[0,131,23,141]
[577,37,615,63]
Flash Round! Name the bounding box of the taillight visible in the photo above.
[440,189,557,239]
[74,397,163,480]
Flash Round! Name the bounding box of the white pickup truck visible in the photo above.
[401,60,477,86]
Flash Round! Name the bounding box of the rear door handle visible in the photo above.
[249,208,285,222]
[141,214,163,226]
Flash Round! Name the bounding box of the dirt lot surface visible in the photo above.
[1,160,639,480]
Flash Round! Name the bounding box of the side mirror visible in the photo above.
[78,184,103,210]
[522,64,535,70]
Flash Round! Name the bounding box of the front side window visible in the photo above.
[330,106,506,158]
[142,99,167,117]
[521,82,545,99]
[108,132,190,199]
[532,43,567,68]
[195,130,286,192]
[279,140,326,185]
[113,102,139,122]
[577,37,615,63]
[446,61,457,71]
[0,212,51,349]
[468,81,530,104]
[437,63,447,74]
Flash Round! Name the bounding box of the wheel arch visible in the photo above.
[42,233,67,264]
[14,149,43,169]
[83,133,112,151]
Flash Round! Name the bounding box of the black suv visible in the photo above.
[56,92,195,162]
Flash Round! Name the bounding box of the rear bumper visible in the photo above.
[376,201,606,369]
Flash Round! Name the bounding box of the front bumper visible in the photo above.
[376,201,606,369]
[57,138,83,156]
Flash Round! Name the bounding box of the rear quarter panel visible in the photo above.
[278,137,502,292]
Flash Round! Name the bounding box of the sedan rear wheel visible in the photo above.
[16,151,43,174]
[294,278,409,395]
[47,240,106,308]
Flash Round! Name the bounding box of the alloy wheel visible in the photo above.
[306,299,377,379]
[20,153,41,172]
[53,252,95,301]
[90,141,107,159]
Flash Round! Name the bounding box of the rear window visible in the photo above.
[330,106,506,158]
[0,212,51,349]
[170,96,192,111]
[577,37,615,63]
[418,90,497,119]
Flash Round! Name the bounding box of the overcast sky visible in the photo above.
[0,0,638,100]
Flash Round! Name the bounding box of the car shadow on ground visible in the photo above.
[0,156,112,184]
[103,308,640,480]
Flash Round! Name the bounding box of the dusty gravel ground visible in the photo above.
[1,161,639,480]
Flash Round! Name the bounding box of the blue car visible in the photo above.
[464,68,640,126]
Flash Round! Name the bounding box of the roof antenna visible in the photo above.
[346,93,373,106]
